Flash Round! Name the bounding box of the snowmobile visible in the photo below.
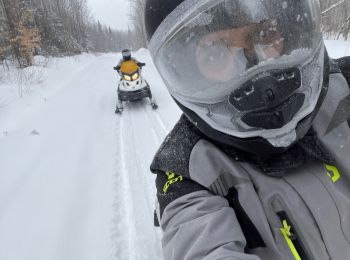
[114,60,158,114]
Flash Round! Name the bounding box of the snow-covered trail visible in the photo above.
[113,92,169,258]
[0,52,180,260]
[114,103,164,260]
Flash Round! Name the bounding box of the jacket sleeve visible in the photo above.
[114,60,123,75]
[155,171,261,260]
[131,58,145,67]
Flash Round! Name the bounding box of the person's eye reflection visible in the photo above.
[194,23,285,82]
[195,40,241,82]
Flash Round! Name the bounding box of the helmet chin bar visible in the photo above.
[240,93,305,130]
[229,68,304,130]
[174,50,330,155]
[177,96,318,154]
[230,68,302,112]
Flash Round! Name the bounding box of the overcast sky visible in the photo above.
[87,0,131,31]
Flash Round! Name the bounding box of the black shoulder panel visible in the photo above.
[151,115,207,218]
[329,58,342,74]
[332,57,350,127]
[150,114,203,178]
[335,56,350,85]
[155,170,206,218]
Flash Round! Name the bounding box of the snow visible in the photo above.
[325,40,350,59]
[0,51,180,260]
[0,40,348,260]
[282,1,288,9]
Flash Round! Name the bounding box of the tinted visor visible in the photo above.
[150,0,322,103]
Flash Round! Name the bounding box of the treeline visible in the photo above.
[0,0,138,67]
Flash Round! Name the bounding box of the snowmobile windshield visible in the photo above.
[149,0,322,104]
[120,60,139,75]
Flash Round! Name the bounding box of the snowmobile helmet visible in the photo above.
[122,49,132,60]
[145,0,330,154]
[145,0,186,40]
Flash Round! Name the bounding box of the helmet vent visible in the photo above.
[229,68,301,112]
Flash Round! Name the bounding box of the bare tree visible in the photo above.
[322,0,345,15]
[321,0,350,40]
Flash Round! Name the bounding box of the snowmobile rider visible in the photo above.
[113,48,158,113]
[145,0,350,259]
[113,49,146,74]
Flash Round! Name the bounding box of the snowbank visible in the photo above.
[325,40,350,58]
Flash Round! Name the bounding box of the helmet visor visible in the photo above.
[150,0,322,103]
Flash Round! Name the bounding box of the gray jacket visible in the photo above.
[151,70,350,260]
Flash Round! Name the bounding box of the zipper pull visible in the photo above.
[280,219,302,260]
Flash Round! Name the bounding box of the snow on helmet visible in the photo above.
[145,0,330,154]
[122,49,131,60]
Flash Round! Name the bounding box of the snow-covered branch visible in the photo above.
[341,15,350,28]
[337,15,350,39]
[322,0,345,15]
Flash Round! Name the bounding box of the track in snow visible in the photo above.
[113,101,164,260]
[111,49,181,259]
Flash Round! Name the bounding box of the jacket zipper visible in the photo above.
[277,211,309,260]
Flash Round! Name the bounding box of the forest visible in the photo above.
[0,0,139,67]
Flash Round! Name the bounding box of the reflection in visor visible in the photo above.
[195,20,285,82]
[152,0,322,103]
